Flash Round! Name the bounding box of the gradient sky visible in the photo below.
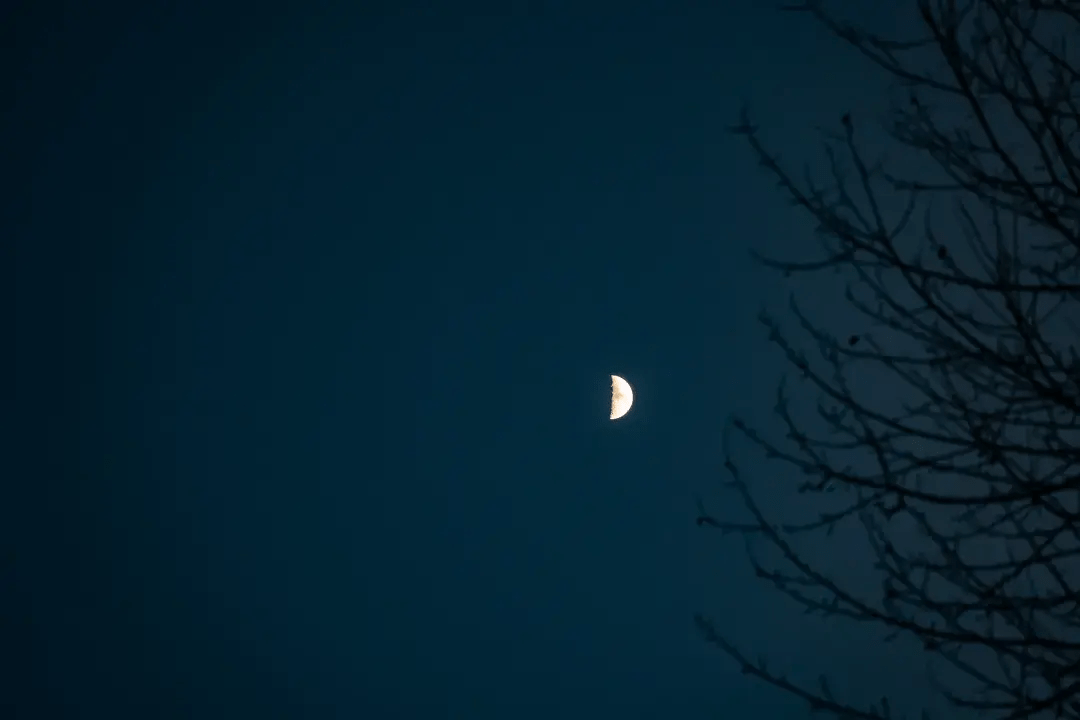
[13,1,929,718]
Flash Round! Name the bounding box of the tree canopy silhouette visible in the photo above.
[696,1,1080,718]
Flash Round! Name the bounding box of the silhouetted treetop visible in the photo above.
[698,2,1080,719]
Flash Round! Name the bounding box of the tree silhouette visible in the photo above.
[696,1,1080,718]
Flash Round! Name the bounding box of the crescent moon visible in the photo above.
[610,375,634,420]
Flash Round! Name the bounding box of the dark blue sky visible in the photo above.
[13,1,923,718]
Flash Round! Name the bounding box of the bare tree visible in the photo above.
[695,1,1080,718]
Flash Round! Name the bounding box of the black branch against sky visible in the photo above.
[697,1,1080,718]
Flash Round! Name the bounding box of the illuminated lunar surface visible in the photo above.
[610,375,634,420]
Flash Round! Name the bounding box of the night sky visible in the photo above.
[13,1,926,718]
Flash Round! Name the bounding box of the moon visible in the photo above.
[610,375,634,420]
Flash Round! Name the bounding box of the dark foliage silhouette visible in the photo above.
[696,1,1080,718]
